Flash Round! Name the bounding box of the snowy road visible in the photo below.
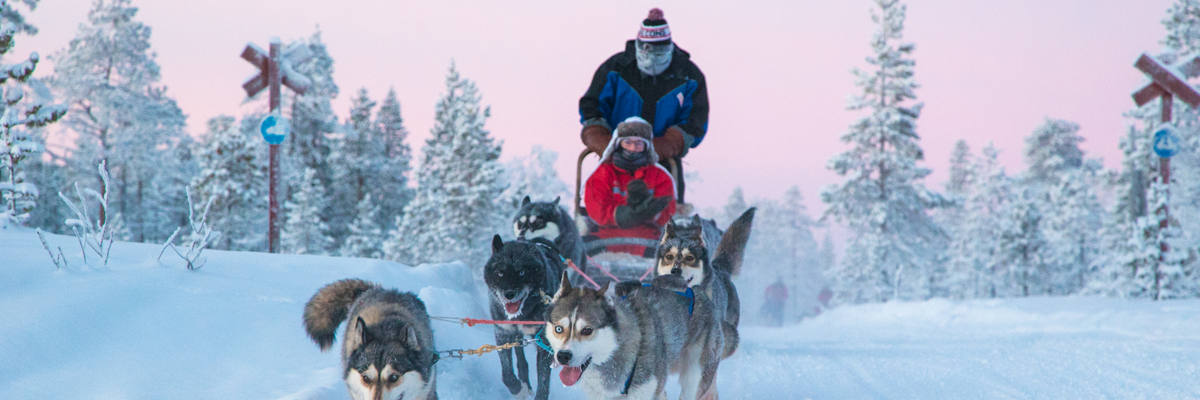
[717,299,1200,400]
[2,229,1198,400]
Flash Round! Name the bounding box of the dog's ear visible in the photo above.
[661,220,677,244]
[553,271,572,300]
[493,234,504,253]
[553,196,561,206]
[401,324,419,348]
[522,196,531,207]
[355,316,370,346]
[597,281,610,298]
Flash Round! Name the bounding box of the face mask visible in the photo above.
[613,147,649,173]
[636,41,673,76]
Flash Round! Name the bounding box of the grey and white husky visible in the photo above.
[485,235,566,400]
[303,279,438,400]
[654,208,756,398]
[513,196,586,272]
[547,272,714,399]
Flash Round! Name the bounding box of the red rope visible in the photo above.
[589,256,621,282]
[568,258,602,289]
[639,263,655,281]
[461,317,544,327]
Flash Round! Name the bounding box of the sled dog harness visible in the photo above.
[620,283,694,315]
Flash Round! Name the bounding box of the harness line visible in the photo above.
[430,316,544,327]
[566,258,602,290]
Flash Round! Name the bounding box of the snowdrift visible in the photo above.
[3,228,1199,399]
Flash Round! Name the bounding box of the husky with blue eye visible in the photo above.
[303,279,438,400]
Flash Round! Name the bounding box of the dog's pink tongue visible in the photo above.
[505,301,520,315]
[560,366,583,386]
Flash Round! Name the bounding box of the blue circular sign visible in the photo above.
[260,113,289,145]
[1153,126,1180,158]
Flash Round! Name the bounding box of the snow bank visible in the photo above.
[3,228,1199,399]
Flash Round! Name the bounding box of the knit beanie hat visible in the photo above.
[637,8,671,44]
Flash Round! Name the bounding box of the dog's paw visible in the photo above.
[512,385,532,400]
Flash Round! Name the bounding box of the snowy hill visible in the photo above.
[3,228,1199,399]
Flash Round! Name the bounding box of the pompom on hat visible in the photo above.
[637,8,671,43]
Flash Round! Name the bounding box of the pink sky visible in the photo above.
[11,0,1177,224]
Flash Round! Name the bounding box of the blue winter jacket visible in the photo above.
[579,40,709,149]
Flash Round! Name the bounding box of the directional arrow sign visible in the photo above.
[260,112,289,145]
[1153,126,1180,158]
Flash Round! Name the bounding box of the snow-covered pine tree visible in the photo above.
[746,186,823,322]
[339,194,384,259]
[1018,118,1104,295]
[189,116,267,251]
[944,143,1014,298]
[327,88,376,248]
[50,0,187,242]
[383,63,504,269]
[373,87,413,232]
[721,186,749,228]
[1091,0,1200,299]
[279,30,338,243]
[946,140,973,197]
[496,145,570,232]
[821,0,944,304]
[0,0,68,228]
[997,187,1049,297]
[283,167,332,255]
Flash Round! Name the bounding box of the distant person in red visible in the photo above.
[763,277,789,326]
[584,117,676,257]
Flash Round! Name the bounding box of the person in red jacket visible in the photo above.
[763,277,789,326]
[584,117,676,257]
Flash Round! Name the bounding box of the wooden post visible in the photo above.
[242,38,309,254]
[268,39,282,254]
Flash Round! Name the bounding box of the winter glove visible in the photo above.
[614,205,639,229]
[653,126,688,159]
[614,195,671,229]
[625,179,650,206]
[633,196,671,223]
[581,125,612,155]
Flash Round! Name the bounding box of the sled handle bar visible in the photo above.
[584,237,661,254]
[574,148,685,219]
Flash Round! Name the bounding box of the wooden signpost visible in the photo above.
[241,38,312,253]
[1132,52,1200,292]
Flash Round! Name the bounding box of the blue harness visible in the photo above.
[621,283,694,315]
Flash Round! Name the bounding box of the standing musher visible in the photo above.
[579,7,709,203]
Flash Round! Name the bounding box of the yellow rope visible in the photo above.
[459,342,524,357]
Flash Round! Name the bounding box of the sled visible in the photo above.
[569,149,692,287]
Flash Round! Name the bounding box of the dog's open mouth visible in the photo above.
[559,357,591,386]
[504,300,522,315]
[502,292,527,317]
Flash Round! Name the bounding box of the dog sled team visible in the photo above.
[300,8,760,400]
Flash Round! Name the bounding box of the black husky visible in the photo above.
[484,235,565,400]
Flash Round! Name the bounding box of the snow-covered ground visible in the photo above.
[3,228,1199,399]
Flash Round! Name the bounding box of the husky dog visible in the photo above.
[485,235,566,400]
[513,196,586,271]
[547,272,707,399]
[303,279,438,400]
[654,208,755,398]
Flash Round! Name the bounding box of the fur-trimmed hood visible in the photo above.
[599,116,659,166]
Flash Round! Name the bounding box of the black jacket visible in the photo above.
[579,40,709,148]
